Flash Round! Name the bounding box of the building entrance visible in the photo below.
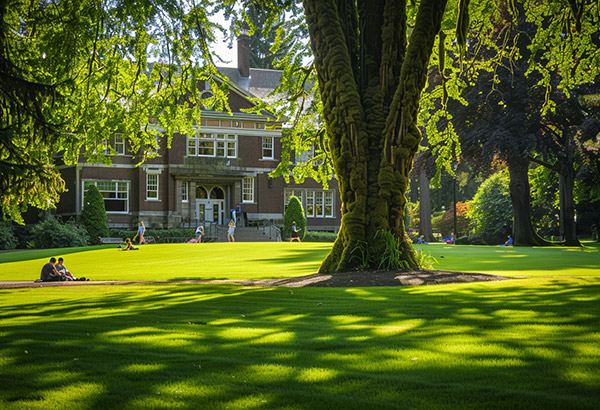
[195,185,226,224]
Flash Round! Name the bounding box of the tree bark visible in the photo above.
[304,0,448,272]
[558,165,581,246]
[419,169,434,242]
[508,159,552,246]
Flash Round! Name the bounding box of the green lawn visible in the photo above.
[1,278,599,409]
[1,243,599,409]
[1,241,599,281]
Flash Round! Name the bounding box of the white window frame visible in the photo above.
[82,180,129,214]
[284,188,335,218]
[182,181,188,202]
[242,177,255,203]
[262,136,274,159]
[146,174,159,201]
[188,132,237,158]
[114,134,125,155]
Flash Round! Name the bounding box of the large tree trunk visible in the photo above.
[558,165,581,246]
[508,159,552,246]
[304,0,448,273]
[419,169,434,242]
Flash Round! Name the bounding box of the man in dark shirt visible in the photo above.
[40,257,64,281]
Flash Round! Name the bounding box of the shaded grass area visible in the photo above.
[1,242,599,282]
[1,277,599,409]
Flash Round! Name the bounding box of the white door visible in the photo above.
[197,200,223,224]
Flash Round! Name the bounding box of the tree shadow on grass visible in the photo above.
[1,279,599,409]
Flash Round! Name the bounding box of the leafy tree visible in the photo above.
[283,195,306,240]
[80,184,109,244]
[529,165,559,238]
[3,0,599,272]
[468,172,512,237]
[435,201,471,238]
[1,0,227,223]
[244,6,306,69]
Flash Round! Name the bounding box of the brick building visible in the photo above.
[55,35,340,232]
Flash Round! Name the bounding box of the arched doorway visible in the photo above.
[196,185,225,224]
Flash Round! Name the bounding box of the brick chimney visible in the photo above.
[237,33,250,78]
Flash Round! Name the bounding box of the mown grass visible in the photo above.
[1,241,599,281]
[1,277,599,409]
[1,242,598,409]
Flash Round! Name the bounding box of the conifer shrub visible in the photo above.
[283,196,306,240]
[80,184,109,244]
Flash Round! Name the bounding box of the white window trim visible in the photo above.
[114,134,125,155]
[242,177,255,203]
[262,136,274,160]
[82,180,130,214]
[187,132,237,158]
[182,181,189,203]
[284,188,335,218]
[146,174,159,201]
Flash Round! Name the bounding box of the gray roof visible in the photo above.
[217,67,283,101]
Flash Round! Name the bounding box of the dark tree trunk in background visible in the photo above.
[558,166,581,246]
[419,169,434,242]
[508,159,552,246]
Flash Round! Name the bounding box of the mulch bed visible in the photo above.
[0,269,507,289]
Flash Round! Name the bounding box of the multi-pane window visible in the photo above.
[242,177,254,203]
[83,181,129,213]
[262,136,274,159]
[114,135,125,155]
[305,191,315,216]
[188,132,237,158]
[146,174,159,200]
[284,189,304,210]
[285,189,334,218]
[181,182,188,202]
[103,134,126,156]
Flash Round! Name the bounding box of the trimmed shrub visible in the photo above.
[80,184,109,244]
[0,221,17,250]
[303,231,337,242]
[30,216,89,248]
[283,196,306,240]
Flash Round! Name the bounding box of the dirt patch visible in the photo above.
[243,268,507,287]
[0,269,507,289]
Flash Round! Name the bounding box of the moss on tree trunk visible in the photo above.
[304,0,448,273]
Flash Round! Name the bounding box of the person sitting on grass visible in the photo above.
[499,235,513,246]
[123,238,139,250]
[40,257,67,282]
[55,257,88,281]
